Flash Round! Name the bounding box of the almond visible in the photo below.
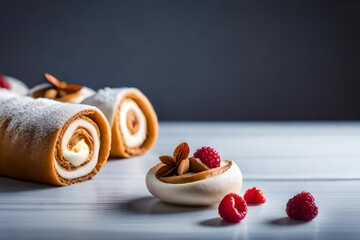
[159,160,232,184]
[190,157,209,173]
[177,158,190,175]
[44,89,57,99]
[44,73,82,93]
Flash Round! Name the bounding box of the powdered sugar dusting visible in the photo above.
[81,87,138,126]
[0,97,97,144]
[93,87,123,105]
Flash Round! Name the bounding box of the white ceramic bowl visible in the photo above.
[146,160,243,206]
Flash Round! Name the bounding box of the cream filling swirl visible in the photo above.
[119,99,147,148]
[63,139,90,167]
[54,119,100,179]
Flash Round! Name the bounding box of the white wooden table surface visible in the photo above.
[0,122,359,240]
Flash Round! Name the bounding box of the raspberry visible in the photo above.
[218,193,247,223]
[286,192,318,221]
[193,146,220,168]
[0,75,10,90]
[243,187,266,204]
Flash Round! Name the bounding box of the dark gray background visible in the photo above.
[0,0,359,121]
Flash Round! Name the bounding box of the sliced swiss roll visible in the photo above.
[0,97,111,186]
[82,87,158,158]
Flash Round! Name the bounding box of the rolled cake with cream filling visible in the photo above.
[82,87,158,158]
[0,97,111,186]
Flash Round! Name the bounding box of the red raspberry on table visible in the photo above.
[0,75,10,90]
[286,192,318,221]
[193,146,221,168]
[218,193,247,223]
[243,187,266,204]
